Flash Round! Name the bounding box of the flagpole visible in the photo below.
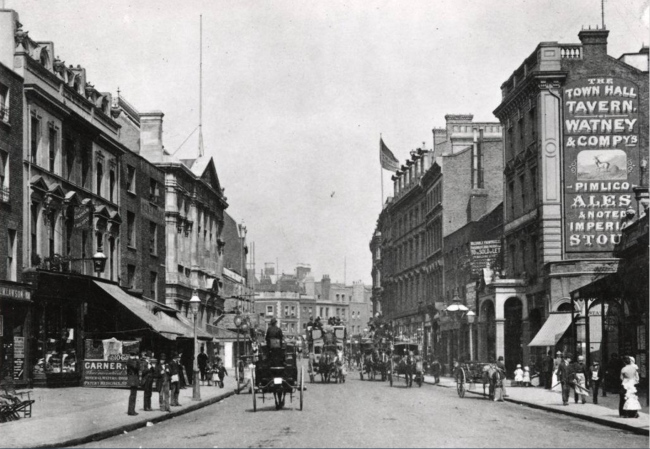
[380,134,384,209]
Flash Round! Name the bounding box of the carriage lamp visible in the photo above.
[92,250,107,274]
[190,291,201,401]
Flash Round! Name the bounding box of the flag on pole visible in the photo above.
[380,138,399,171]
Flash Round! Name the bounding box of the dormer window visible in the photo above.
[39,49,49,68]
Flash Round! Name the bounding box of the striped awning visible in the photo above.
[528,312,573,347]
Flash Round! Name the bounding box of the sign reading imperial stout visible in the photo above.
[563,77,640,252]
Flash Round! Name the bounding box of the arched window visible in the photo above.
[109,169,115,202]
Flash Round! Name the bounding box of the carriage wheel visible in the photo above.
[252,373,257,412]
[457,369,466,398]
[299,367,304,411]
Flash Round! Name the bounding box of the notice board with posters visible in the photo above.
[563,77,641,253]
[470,240,501,276]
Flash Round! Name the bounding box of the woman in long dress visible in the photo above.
[620,356,641,418]
[551,351,562,391]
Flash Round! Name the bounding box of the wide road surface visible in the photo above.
[77,363,648,448]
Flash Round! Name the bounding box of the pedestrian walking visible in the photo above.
[493,356,507,402]
[619,356,641,418]
[606,353,622,395]
[589,359,604,404]
[216,360,228,388]
[557,353,574,406]
[551,351,563,392]
[126,352,140,416]
[431,358,441,384]
[541,350,553,389]
[156,353,171,412]
[197,347,209,385]
[573,355,589,404]
[170,352,181,406]
[141,351,156,411]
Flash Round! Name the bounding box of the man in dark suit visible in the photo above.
[266,318,284,367]
[169,352,181,406]
[558,353,575,406]
[541,350,553,389]
[197,347,209,385]
[126,352,140,416]
[156,353,171,412]
[140,352,155,411]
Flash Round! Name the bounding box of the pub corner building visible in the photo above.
[482,28,649,386]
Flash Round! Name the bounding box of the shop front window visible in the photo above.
[33,301,79,375]
[0,303,29,382]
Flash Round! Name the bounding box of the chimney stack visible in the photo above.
[140,111,165,162]
[578,28,609,60]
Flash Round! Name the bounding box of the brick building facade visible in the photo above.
[490,29,648,375]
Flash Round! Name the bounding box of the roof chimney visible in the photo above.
[140,111,165,162]
[578,28,609,60]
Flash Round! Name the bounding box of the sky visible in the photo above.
[8,0,649,284]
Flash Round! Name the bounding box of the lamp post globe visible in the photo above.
[189,291,201,401]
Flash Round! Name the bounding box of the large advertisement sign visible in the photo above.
[470,240,501,276]
[82,360,128,388]
[563,77,640,252]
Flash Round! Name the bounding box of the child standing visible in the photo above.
[514,364,524,386]
[216,361,228,388]
[522,366,531,387]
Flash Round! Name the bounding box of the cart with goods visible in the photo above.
[251,343,304,411]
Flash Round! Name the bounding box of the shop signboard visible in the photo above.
[82,360,128,388]
[73,206,92,229]
[13,336,24,380]
[563,77,640,253]
[82,339,140,388]
[470,240,501,276]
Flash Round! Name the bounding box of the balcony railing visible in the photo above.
[560,45,582,59]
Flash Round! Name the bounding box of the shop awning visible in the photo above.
[157,310,213,341]
[93,281,182,340]
[528,312,573,347]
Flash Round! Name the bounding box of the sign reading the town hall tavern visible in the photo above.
[563,77,640,252]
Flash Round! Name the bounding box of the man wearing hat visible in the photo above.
[156,353,171,412]
[141,351,156,411]
[126,352,140,416]
[573,355,589,404]
[266,317,284,366]
[169,352,181,406]
[557,353,575,406]
[589,358,604,404]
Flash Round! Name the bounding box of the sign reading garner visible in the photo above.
[470,240,501,276]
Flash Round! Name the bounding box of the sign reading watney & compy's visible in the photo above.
[563,77,640,252]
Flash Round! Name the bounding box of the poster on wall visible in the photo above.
[13,337,24,380]
[563,77,641,252]
[470,240,501,276]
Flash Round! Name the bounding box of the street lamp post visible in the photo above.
[466,310,476,361]
[234,312,243,392]
[190,290,201,401]
[445,291,469,366]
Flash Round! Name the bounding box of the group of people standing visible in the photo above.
[538,350,642,418]
[125,348,228,416]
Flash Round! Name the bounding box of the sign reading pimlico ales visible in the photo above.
[563,77,640,252]
[470,240,501,276]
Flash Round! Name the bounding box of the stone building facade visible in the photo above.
[491,29,648,374]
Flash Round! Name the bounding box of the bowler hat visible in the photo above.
[270,317,277,325]
[160,353,167,360]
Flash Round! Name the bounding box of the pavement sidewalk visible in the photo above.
[1,376,247,448]
[423,375,649,436]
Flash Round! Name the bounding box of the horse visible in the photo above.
[319,351,335,383]
[594,156,610,172]
[334,349,346,383]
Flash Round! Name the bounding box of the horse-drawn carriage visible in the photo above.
[359,339,389,381]
[251,342,304,411]
[307,326,346,383]
[454,361,499,398]
[388,342,423,388]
